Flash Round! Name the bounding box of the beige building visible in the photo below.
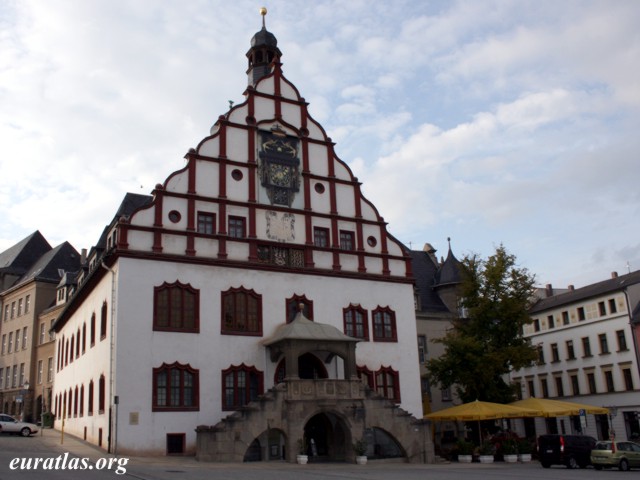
[0,232,80,421]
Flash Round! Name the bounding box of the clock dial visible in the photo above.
[269,164,291,187]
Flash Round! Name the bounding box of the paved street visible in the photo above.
[0,429,618,480]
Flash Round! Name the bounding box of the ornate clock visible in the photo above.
[259,129,300,206]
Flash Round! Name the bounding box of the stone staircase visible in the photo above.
[196,379,435,463]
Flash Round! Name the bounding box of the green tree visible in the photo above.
[427,245,538,404]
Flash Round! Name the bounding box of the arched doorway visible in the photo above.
[303,412,349,462]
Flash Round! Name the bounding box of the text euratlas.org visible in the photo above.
[10,453,129,475]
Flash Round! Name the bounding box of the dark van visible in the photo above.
[538,434,597,468]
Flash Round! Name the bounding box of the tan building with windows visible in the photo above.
[511,270,640,441]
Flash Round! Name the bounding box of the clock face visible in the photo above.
[269,163,292,187]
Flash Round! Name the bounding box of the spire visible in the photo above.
[435,237,462,287]
[246,7,282,87]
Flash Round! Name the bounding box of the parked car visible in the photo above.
[591,440,640,471]
[537,434,596,469]
[0,414,39,437]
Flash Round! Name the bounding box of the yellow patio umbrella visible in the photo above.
[510,397,609,417]
[425,399,542,421]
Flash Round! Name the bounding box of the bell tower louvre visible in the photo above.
[51,8,431,462]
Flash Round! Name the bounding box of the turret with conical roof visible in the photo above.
[246,7,282,87]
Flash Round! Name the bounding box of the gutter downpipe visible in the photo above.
[101,261,117,456]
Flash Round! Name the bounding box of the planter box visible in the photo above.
[458,454,473,463]
[296,455,308,464]
[518,453,532,462]
[479,455,494,464]
[503,454,518,463]
[355,456,367,465]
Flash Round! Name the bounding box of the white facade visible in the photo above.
[511,273,640,441]
[52,25,422,456]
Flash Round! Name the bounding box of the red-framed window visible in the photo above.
[221,287,262,335]
[375,366,400,403]
[98,374,106,414]
[100,302,108,340]
[90,313,96,346]
[228,216,246,238]
[339,230,355,251]
[343,304,368,340]
[313,227,329,248]
[372,307,397,342]
[88,380,94,416]
[153,281,200,333]
[153,362,199,412]
[357,365,375,390]
[197,212,216,235]
[286,294,314,323]
[222,364,263,411]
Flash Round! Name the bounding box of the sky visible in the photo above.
[1,0,639,289]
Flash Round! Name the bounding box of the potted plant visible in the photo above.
[501,439,518,463]
[517,439,533,462]
[296,438,308,464]
[353,438,368,465]
[456,439,474,463]
[478,442,495,463]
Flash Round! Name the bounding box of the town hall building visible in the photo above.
[52,11,433,463]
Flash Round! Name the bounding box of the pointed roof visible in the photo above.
[246,7,282,86]
[410,249,449,313]
[263,309,358,346]
[0,230,51,276]
[435,239,462,287]
[15,241,81,286]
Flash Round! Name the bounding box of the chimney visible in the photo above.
[568,285,574,291]
[81,248,87,265]
[611,271,618,279]
[545,284,553,297]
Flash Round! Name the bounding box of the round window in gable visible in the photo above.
[231,169,243,181]
[314,183,325,194]
[168,210,181,223]
[367,236,377,247]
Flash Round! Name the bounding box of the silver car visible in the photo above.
[0,413,39,437]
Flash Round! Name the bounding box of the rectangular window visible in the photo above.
[577,306,585,321]
[5,368,10,389]
[313,227,329,247]
[153,282,200,333]
[8,332,13,353]
[0,368,3,389]
[1,334,5,355]
[599,333,609,354]
[608,298,617,314]
[221,288,262,335]
[582,337,592,357]
[604,370,615,392]
[533,319,540,332]
[537,345,545,364]
[527,380,535,397]
[3,305,8,321]
[566,340,575,360]
[587,372,597,394]
[11,302,15,319]
[47,357,54,383]
[616,330,628,351]
[339,230,355,251]
[12,365,17,387]
[197,212,216,235]
[417,335,427,364]
[547,315,555,329]
[623,368,633,391]
[555,377,564,397]
[14,329,20,351]
[17,299,23,316]
[19,363,25,386]
[570,374,580,395]
[37,360,43,384]
[22,327,27,350]
[39,323,46,345]
[551,343,559,362]
[540,378,549,398]
[441,387,451,402]
[598,301,606,316]
[25,295,30,313]
[562,311,569,325]
[228,216,246,238]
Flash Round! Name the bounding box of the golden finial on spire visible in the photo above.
[260,7,267,28]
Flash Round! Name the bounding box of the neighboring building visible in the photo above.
[511,270,640,441]
[52,13,432,463]
[0,232,80,421]
[411,241,464,446]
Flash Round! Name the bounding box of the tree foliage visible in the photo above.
[426,245,538,404]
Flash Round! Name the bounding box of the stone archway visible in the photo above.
[303,412,350,462]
